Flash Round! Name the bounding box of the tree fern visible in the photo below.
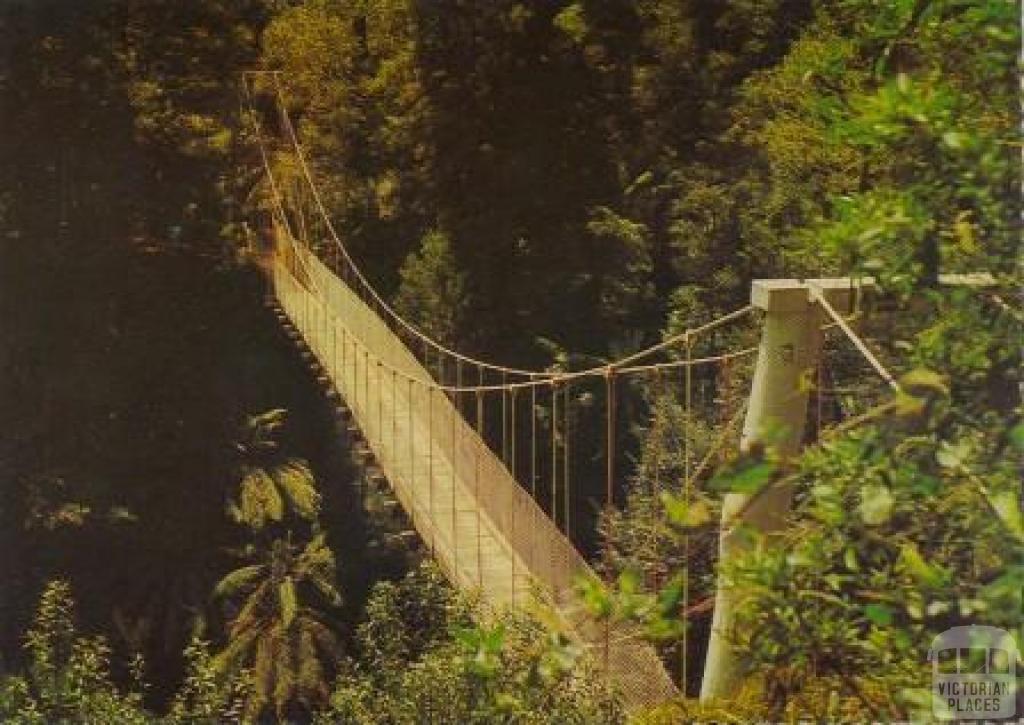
[214,536,344,719]
[228,410,321,531]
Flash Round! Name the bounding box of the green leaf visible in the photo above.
[941,131,965,149]
[644,616,685,641]
[858,484,894,525]
[898,543,944,587]
[453,627,479,650]
[935,440,970,469]
[483,624,505,651]
[899,369,949,397]
[910,474,940,495]
[656,575,685,617]
[709,460,776,495]
[661,493,711,528]
[864,603,893,626]
[844,547,859,572]
[617,569,640,596]
[892,392,927,418]
[552,3,587,44]
[985,489,1024,540]
[575,575,612,618]
[1008,423,1024,452]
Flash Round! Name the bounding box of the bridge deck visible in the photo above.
[270,240,678,707]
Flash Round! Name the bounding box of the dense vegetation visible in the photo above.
[1,0,1018,722]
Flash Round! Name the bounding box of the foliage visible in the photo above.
[254,0,811,362]
[165,638,249,724]
[712,366,1022,719]
[0,581,149,724]
[583,206,655,333]
[227,409,321,532]
[260,0,429,291]
[394,228,467,347]
[0,588,247,724]
[351,561,469,678]
[597,383,721,650]
[586,0,1020,719]
[213,534,344,721]
[315,563,621,724]
[112,0,275,249]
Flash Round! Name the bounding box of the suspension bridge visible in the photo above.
[239,71,954,707]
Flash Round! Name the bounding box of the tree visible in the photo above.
[260,0,430,290]
[0,581,149,724]
[213,534,344,721]
[227,409,321,532]
[111,0,276,252]
[393,228,467,348]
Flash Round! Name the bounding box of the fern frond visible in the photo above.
[272,630,297,717]
[310,578,343,608]
[295,626,326,702]
[250,408,287,431]
[278,577,298,628]
[273,459,320,520]
[246,410,287,444]
[252,628,278,711]
[297,533,336,580]
[300,611,343,664]
[225,499,243,525]
[237,467,284,529]
[230,581,272,638]
[213,565,264,601]
[212,624,260,675]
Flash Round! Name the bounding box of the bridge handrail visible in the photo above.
[243,70,757,385]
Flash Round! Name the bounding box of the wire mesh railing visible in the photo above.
[272,233,686,704]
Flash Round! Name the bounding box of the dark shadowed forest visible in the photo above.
[0,1,1020,722]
